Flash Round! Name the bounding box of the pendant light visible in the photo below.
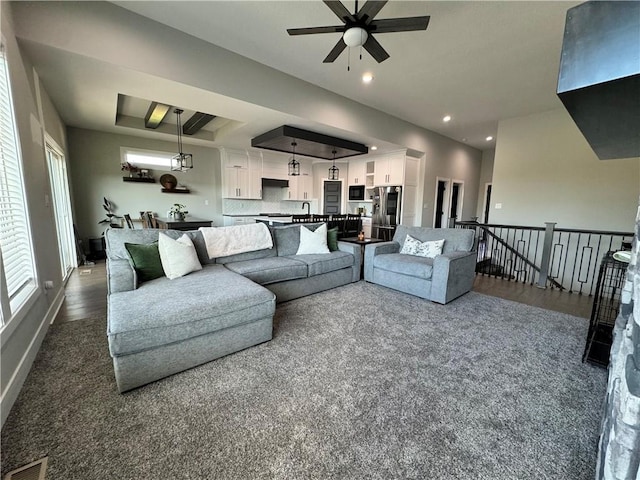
[288,141,300,176]
[171,108,193,172]
[328,150,339,180]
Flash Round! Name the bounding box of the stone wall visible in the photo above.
[596,203,640,479]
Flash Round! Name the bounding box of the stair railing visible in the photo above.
[455,220,634,295]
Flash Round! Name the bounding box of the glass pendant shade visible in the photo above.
[288,141,300,176]
[171,108,193,172]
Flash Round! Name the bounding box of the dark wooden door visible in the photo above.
[324,181,341,215]
[450,184,460,225]
[484,184,492,223]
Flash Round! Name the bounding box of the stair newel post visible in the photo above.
[537,222,557,289]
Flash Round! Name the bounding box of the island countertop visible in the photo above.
[253,216,293,225]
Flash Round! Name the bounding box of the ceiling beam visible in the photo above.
[183,112,216,135]
[144,102,171,129]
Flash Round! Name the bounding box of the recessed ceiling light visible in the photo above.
[370,145,378,151]
[362,73,374,83]
[443,115,451,122]
[486,136,494,141]
[462,138,467,142]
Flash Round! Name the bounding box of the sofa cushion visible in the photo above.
[158,232,202,279]
[291,251,354,277]
[373,253,434,280]
[108,265,275,356]
[327,227,339,251]
[273,223,324,256]
[394,225,474,254]
[296,223,330,255]
[124,241,164,282]
[224,256,308,285]
[214,247,276,265]
[400,235,444,258]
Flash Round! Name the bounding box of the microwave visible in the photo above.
[348,185,365,201]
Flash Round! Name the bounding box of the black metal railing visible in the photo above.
[456,221,634,295]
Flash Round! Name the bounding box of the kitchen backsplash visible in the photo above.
[222,186,319,214]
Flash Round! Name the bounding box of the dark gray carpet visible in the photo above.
[1,282,606,479]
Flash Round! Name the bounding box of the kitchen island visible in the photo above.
[253,216,294,226]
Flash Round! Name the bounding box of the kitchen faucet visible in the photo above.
[302,201,311,216]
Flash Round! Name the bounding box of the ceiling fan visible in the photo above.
[287,0,430,64]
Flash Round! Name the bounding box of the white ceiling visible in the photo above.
[16,1,580,153]
[112,0,580,150]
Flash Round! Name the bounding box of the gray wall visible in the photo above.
[0,2,67,426]
[67,128,223,242]
[475,149,495,222]
[491,108,640,231]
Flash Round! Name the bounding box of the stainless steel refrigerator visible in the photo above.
[372,186,402,240]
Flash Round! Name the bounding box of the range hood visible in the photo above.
[251,125,368,160]
[262,178,289,188]
[557,1,640,160]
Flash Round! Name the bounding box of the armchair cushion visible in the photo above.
[374,253,434,279]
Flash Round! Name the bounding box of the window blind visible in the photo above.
[0,44,35,305]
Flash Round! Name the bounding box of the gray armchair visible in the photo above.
[364,225,476,304]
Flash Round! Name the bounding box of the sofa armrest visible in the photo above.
[430,250,477,304]
[107,259,137,294]
[337,241,362,283]
[364,241,400,281]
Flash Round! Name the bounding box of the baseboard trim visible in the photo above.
[0,289,64,428]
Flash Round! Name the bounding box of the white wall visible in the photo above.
[491,108,640,231]
[476,149,495,221]
[66,128,223,242]
[0,2,67,426]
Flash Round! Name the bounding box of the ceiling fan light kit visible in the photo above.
[287,0,429,66]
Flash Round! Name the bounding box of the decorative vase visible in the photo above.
[173,212,185,221]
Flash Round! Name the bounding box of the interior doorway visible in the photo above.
[46,138,76,280]
[483,183,492,223]
[434,177,464,228]
[323,180,342,215]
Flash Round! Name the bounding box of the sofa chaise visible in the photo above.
[364,225,476,304]
[105,223,360,392]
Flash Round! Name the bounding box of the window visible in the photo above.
[121,147,174,170]
[0,42,36,326]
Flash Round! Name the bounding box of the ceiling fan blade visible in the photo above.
[357,1,388,24]
[323,38,347,63]
[363,34,390,63]
[287,25,346,36]
[370,16,430,33]
[323,1,355,23]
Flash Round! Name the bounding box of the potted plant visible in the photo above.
[98,197,123,230]
[169,203,188,221]
[121,161,140,177]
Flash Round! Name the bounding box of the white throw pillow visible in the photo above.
[158,232,203,279]
[296,223,330,255]
[400,235,444,259]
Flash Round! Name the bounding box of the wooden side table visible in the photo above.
[340,237,386,279]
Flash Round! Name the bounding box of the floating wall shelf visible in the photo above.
[123,177,155,183]
[161,188,190,194]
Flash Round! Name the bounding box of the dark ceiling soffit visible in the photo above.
[183,112,216,136]
[251,125,368,160]
[144,102,171,129]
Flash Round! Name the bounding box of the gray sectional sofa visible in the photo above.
[105,223,360,392]
[364,225,476,304]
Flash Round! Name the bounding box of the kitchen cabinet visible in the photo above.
[282,161,313,200]
[374,152,405,186]
[222,216,257,226]
[348,159,367,185]
[221,148,262,199]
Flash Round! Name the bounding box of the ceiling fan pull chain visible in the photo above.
[347,48,351,72]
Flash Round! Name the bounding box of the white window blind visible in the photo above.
[0,43,35,318]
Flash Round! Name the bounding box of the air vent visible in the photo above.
[3,457,48,480]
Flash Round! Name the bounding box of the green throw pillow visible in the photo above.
[327,227,339,252]
[124,241,164,283]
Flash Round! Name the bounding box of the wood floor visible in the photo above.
[54,261,594,324]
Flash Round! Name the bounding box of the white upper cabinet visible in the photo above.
[347,159,367,185]
[221,148,262,199]
[282,159,314,200]
[374,152,405,186]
